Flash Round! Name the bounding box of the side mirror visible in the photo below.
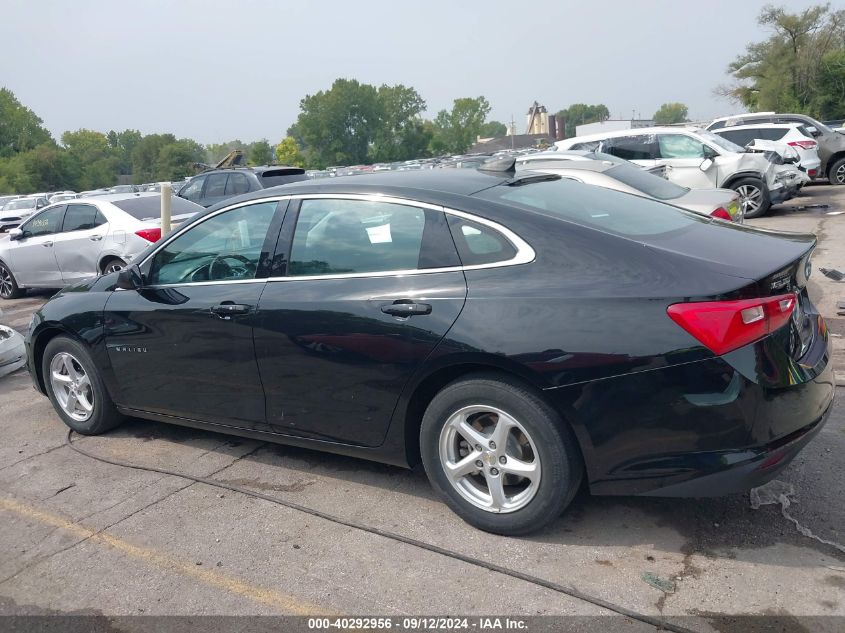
[115,264,143,290]
[699,158,714,171]
[8,228,23,241]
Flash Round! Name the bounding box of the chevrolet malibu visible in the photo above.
[25,164,834,535]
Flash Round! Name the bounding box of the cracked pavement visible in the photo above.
[0,185,844,630]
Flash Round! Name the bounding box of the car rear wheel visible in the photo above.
[732,177,770,218]
[101,257,127,274]
[420,374,582,535]
[829,158,845,185]
[0,261,24,300]
[42,336,124,435]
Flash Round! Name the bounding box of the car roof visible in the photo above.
[205,168,513,213]
[557,126,705,144]
[516,160,615,175]
[714,122,802,131]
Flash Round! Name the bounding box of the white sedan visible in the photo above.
[0,193,202,299]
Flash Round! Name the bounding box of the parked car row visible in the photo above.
[0,193,203,299]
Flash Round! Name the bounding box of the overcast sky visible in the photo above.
[0,0,815,144]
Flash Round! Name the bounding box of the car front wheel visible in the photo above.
[0,261,24,300]
[42,336,124,435]
[732,177,770,218]
[420,374,582,535]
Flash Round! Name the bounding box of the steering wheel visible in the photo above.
[209,254,255,280]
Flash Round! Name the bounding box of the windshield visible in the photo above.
[697,129,745,153]
[4,198,37,211]
[605,164,689,200]
[474,177,702,237]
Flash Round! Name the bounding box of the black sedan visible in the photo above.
[25,163,834,535]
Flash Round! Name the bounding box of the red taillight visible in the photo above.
[710,207,733,221]
[135,228,162,242]
[667,293,796,356]
[787,140,817,150]
[808,169,817,178]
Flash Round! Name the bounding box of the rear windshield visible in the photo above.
[259,168,307,188]
[474,178,702,237]
[605,164,689,200]
[112,196,201,220]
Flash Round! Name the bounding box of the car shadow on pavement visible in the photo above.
[104,415,845,565]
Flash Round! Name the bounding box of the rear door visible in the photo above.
[199,173,231,208]
[7,206,66,286]
[253,196,467,446]
[52,203,109,282]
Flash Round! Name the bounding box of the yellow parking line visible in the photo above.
[0,496,327,615]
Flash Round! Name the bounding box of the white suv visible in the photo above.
[556,126,793,217]
[710,123,821,180]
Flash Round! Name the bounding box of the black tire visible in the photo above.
[732,177,771,219]
[0,260,24,300]
[101,257,127,275]
[42,335,124,435]
[828,157,845,185]
[420,373,583,536]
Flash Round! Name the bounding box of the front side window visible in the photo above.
[20,207,65,237]
[62,204,106,232]
[148,201,278,285]
[289,199,437,276]
[658,134,705,159]
[179,177,204,203]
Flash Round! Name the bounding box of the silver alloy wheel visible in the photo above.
[0,266,12,298]
[438,405,541,513]
[736,184,763,213]
[835,163,845,185]
[49,352,94,422]
[104,260,126,274]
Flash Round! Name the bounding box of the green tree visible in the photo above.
[812,48,845,119]
[479,120,507,138]
[131,133,177,182]
[61,128,119,189]
[206,140,245,164]
[370,84,431,162]
[652,102,689,124]
[554,104,609,138]
[248,139,273,165]
[721,4,845,114]
[0,87,53,158]
[291,78,382,168]
[0,144,75,192]
[430,96,492,154]
[107,129,142,175]
[154,139,205,180]
[275,136,305,167]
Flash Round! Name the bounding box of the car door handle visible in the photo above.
[89,235,103,241]
[42,241,53,247]
[381,301,432,317]
[210,303,251,319]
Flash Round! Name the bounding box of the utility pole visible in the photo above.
[510,114,516,150]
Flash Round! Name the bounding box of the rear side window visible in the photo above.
[601,135,657,160]
[112,196,202,220]
[225,172,251,195]
[447,216,516,266]
[205,174,228,198]
[289,199,456,276]
[474,178,701,237]
[604,164,689,200]
[716,129,757,147]
[62,204,106,232]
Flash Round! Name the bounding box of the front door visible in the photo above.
[104,199,283,427]
[656,134,719,188]
[52,203,109,283]
[8,206,66,287]
[254,197,467,446]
